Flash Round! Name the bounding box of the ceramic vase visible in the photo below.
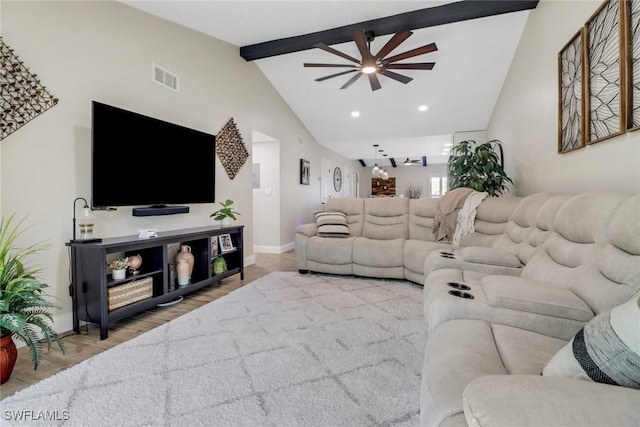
[175,245,194,276]
[0,334,17,385]
[176,259,190,286]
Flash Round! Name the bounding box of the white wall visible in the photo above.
[489,0,640,195]
[0,0,355,333]
[252,140,281,252]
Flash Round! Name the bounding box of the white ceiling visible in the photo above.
[121,1,531,164]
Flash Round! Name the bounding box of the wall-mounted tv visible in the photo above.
[91,101,215,214]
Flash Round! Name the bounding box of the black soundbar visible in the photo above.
[132,206,189,217]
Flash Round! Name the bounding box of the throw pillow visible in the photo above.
[542,293,640,389]
[315,211,350,238]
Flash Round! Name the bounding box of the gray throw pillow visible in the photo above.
[542,293,640,389]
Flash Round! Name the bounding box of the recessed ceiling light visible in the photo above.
[351,111,360,118]
[418,105,428,112]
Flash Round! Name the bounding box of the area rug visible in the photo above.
[1,272,426,426]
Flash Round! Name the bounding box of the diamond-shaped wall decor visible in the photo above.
[1,37,59,141]
[216,117,248,180]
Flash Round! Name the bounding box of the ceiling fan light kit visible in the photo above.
[304,28,437,91]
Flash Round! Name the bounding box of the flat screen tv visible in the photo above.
[91,101,215,212]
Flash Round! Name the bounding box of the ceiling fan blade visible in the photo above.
[314,42,361,64]
[352,29,372,59]
[375,28,413,60]
[316,69,358,82]
[385,62,435,70]
[340,72,363,89]
[382,43,438,64]
[304,63,359,68]
[368,73,382,91]
[378,69,413,84]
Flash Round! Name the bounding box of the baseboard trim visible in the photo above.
[254,242,294,254]
[244,254,256,266]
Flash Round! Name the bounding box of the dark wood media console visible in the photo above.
[68,225,244,339]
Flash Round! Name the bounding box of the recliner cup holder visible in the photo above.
[447,282,471,291]
[448,290,474,299]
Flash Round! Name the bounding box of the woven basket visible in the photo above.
[108,277,153,311]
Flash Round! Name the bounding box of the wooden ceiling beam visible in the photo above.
[240,0,538,61]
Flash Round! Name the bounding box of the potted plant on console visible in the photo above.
[108,257,129,280]
[0,214,65,384]
[210,199,240,226]
[447,140,513,196]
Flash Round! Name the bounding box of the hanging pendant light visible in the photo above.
[381,154,389,179]
[371,144,380,177]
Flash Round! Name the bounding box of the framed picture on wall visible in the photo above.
[625,0,640,131]
[585,0,624,144]
[558,28,586,153]
[300,159,310,185]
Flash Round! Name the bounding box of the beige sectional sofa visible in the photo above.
[295,191,640,427]
[295,195,521,284]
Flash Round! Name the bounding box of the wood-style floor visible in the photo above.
[0,251,297,400]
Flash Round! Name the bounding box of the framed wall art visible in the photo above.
[300,159,310,185]
[625,0,640,131]
[585,0,625,144]
[558,29,586,153]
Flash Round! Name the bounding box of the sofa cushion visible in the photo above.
[460,196,521,247]
[362,198,409,240]
[408,198,440,241]
[315,211,350,238]
[460,247,521,268]
[403,240,453,279]
[352,237,404,268]
[481,276,594,322]
[307,236,354,265]
[463,375,640,427]
[543,292,640,389]
[491,325,567,374]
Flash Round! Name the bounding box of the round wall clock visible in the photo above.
[333,167,342,192]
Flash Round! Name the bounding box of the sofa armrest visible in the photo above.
[459,246,522,268]
[296,223,317,237]
[463,375,640,427]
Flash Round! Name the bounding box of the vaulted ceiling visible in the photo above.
[121,1,537,165]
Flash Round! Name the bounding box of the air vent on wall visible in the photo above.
[152,63,179,92]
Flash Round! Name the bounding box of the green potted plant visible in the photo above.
[0,214,65,384]
[447,139,513,197]
[107,257,129,280]
[210,199,240,226]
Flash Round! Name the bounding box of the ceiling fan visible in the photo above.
[304,28,437,91]
[403,158,422,165]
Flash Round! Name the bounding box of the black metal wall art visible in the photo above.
[626,0,640,130]
[585,0,624,144]
[558,29,586,153]
[0,37,59,141]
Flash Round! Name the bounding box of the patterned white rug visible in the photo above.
[1,272,426,426]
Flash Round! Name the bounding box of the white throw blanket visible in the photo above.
[452,191,488,247]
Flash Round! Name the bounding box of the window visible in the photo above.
[430,176,448,198]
